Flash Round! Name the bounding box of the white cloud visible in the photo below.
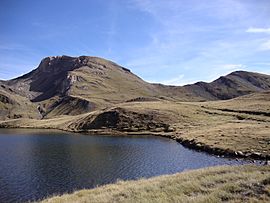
[246,27,270,34]
[160,74,184,85]
[202,64,247,82]
[220,64,246,70]
[147,74,198,86]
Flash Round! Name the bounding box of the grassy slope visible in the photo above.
[118,98,270,158]
[1,93,269,158]
[203,91,270,113]
[67,64,200,109]
[39,165,270,203]
[0,88,38,119]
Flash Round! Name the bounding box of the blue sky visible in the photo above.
[0,0,270,85]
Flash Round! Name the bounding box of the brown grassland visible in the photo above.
[1,91,269,159]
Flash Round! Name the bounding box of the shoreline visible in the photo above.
[1,126,269,161]
[39,164,270,203]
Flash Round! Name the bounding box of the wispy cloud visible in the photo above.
[125,0,270,82]
[202,63,247,82]
[161,74,184,85]
[252,62,270,66]
[259,40,270,51]
[0,43,41,80]
[1,0,270,81]
[246,27,270,34]
[151,74,185,85]
[245,27,270,51]
[0,62,37,80]
[220,64,246,70]
[147,74,198,86]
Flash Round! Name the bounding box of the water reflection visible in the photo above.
[0,129,249,203]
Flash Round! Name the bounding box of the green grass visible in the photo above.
[39,165,270,203]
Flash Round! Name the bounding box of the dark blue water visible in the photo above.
[0,129,250,202]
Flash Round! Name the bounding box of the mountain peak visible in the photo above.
[38,55,98,72]
[3,55,136,102]
[37,55,131,74]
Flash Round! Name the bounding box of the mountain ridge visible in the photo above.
[184,70,270,100]
[1,55,270,119]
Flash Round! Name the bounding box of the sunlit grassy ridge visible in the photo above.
[39,165,270,203]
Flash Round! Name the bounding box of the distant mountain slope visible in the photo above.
[184,71,270,100]
[4,55,156,102]
[1,55,270,119]
[0,55,199,117]
[0,85,37,119]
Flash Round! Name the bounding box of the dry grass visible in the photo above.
[1,94,269,157]
[39,165,270,203]
[68,65,201,108]
[203,91,270,113]
[116,99,270,157]
[0,89,38,119]
[178,121,270,156]
[1,97,268,203]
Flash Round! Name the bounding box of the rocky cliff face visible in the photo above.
[3,55,139,102]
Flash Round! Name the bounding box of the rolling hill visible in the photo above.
[0,55,270,120]
[184,71,270,100]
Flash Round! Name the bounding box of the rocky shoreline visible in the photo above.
[70,128,270,161]
[174,136,270,161]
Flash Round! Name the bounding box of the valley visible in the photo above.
[0,55,269,203]
[0,55,269,159]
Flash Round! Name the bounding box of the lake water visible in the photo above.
[0,129,251,202]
